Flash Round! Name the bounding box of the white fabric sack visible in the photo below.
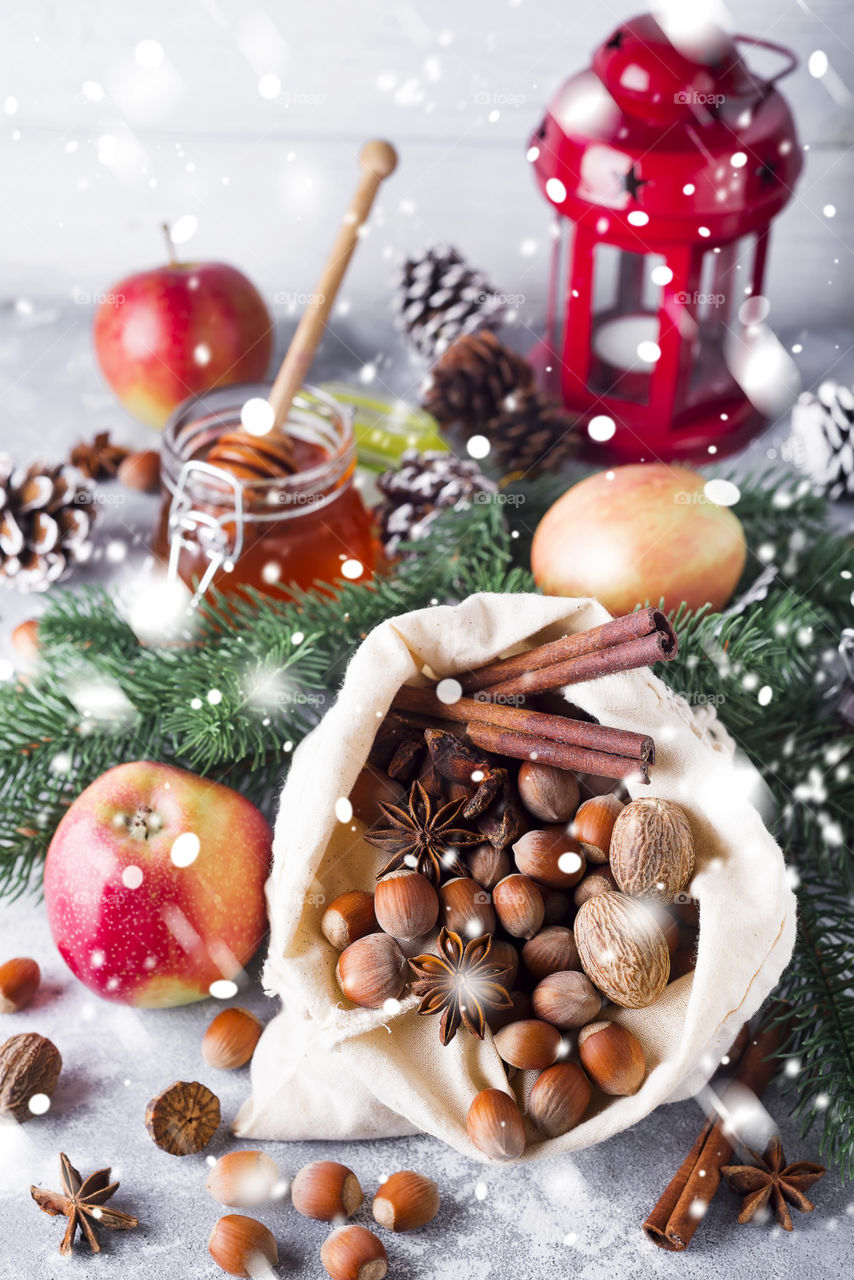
[235,593,796,1161]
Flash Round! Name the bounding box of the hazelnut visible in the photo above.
[492,874,545,939]
[205,1150,281,1207]
[517,762,580,823]
[208,1214,277,1278]
[489,938,520,988]
[571,794,624,863]
[672,896,700,929]
[117,449,161,493]
[522,926,579,981]
[320,1224,388,1280]
[374,871,438,940]
[578,1021,646,1095]
[493,1019,562,1071]
[610,797,695,902]
[438,877,495,937]
[336,933,407,1009]
[670,945,697,979]
[0,957,40,1013]
[485,990,533,1033]
[512,828,586,890]
[574,892,670,1009]
[202,1008,263,1070]
[372,1170,440,1232]
[466,1088,526,1161]
[466,842,512,890]
[291,1160,363,1221]
[322,891,378,952]
[348,768,404,827]
[10,619,40,661]
[532,970,601,1029]
[540,886,571,926]
[528,1061,592,1137]
[573,866,617,909]
[660,912,680,958]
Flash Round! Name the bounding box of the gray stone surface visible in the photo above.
[0,306,852,1278]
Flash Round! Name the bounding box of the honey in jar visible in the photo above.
[152,383,375,599]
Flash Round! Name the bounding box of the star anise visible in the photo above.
[69,431,129,480]
[408,927,513,1045]
[31,1152,139,1255]
[365,780,480,883]
[721,1135,825,1232]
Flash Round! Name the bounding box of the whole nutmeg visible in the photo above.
[513,828,586,891]
[322,891,378,952]
[522,926,579,981]
[610,797,695,902]
[202,1007,263,1070]
[206,1150,281,1207]
[438,877,495,937]
[375,870,438,940]
[466,1088,526,1161]
[571,794,624,863]
[489,938,520,988]
[348,768,404,827]
[466,842,512,890]
[517,762,580,823]
[574,892,670,1009]
[0,1032,62,1122]
[336,933,407,1009]
[0,957,41,1013]
[578,1021,646,1095]
[320,1224,388,1280]
[291,1160,363,1221]
[485,990,533,1033]
[493,1018,562,1071]
[528,1061,592,1137]
[208,1214,278,1278]
[372,1170,440,1232]
[117,448,161,493]
[492,874,545,939]
[573,866,617,909]
[531,970,601,1030]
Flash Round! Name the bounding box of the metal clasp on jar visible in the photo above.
[166,460,245,608]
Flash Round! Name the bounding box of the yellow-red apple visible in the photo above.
[531,464,746,615]
[44,762,271,1007]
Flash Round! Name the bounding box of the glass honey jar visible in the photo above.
[152,383,375,601]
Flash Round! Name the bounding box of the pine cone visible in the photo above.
[70,431,128,480]
[393,245,505,360]
[0,456,96,592]
[374,449,496,557]
[484,389,579,477]
[785,382,854,500]
[421,331,534,430]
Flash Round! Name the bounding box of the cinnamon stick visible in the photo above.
[466,721,652,784]
[482,631,675,700]
[392,686,654,763]
[643,1014,787,1251]
[458,607,677,695]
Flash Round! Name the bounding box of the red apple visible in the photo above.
[531,464,746,615]
[44,762,272,1007]
[93,233,273,428]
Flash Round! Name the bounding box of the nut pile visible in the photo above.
[206,1154,439,1278]
[325,709,699,1159]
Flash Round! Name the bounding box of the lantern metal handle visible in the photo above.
[733,35,798,87]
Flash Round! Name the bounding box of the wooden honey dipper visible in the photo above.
[208,139,398,479]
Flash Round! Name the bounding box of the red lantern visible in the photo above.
[528,13,802,462]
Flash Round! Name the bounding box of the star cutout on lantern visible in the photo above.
[622,164,649,200]
[605,30,624,49]
[755,158,778,187]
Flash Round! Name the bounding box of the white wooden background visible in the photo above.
[0,0,852,328]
